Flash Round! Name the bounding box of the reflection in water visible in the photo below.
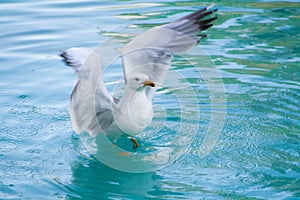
[68,155,158,199]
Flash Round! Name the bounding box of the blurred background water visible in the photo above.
[0,0,299,199]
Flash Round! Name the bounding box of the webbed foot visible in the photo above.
[130,138,140,150]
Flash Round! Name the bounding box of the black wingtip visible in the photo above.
[59,51,73,67]
[197,34,207,44]
[174,6,218,25]
[59,51,66,59]
[199,23,213,31]
[178,7,207,21]
[212,8,218,13]
[197,16,218,25]
[195,9,218,21]
[200,34,207,39]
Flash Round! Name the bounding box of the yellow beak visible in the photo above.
[143,80,156,87]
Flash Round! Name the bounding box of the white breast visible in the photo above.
[129,91,153,127]
[114,91,153,135]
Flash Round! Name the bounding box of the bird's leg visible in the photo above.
[130,138,140,150]
[112,139,117,147]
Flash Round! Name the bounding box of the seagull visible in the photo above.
[60,6,218,150]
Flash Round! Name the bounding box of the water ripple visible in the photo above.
[0,0,300,199]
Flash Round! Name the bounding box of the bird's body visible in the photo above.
[113,74,155,136]
[61,6,218,148]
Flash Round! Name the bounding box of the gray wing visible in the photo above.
[122,7,218,99]
[61,48,115,136]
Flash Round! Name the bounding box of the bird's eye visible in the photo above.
[135,78,140,81]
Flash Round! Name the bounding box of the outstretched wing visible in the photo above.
[122,7,218,99]
[61,48,115,136]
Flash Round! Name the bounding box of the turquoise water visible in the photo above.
[1,0,300,199]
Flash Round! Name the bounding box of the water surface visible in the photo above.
[0,0,299,199]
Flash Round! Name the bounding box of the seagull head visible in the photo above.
[127,73,156,90]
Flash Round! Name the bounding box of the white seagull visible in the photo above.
[61,7,218,150]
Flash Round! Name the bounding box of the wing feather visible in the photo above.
[122,7,218,99]
[61,48,114,136]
